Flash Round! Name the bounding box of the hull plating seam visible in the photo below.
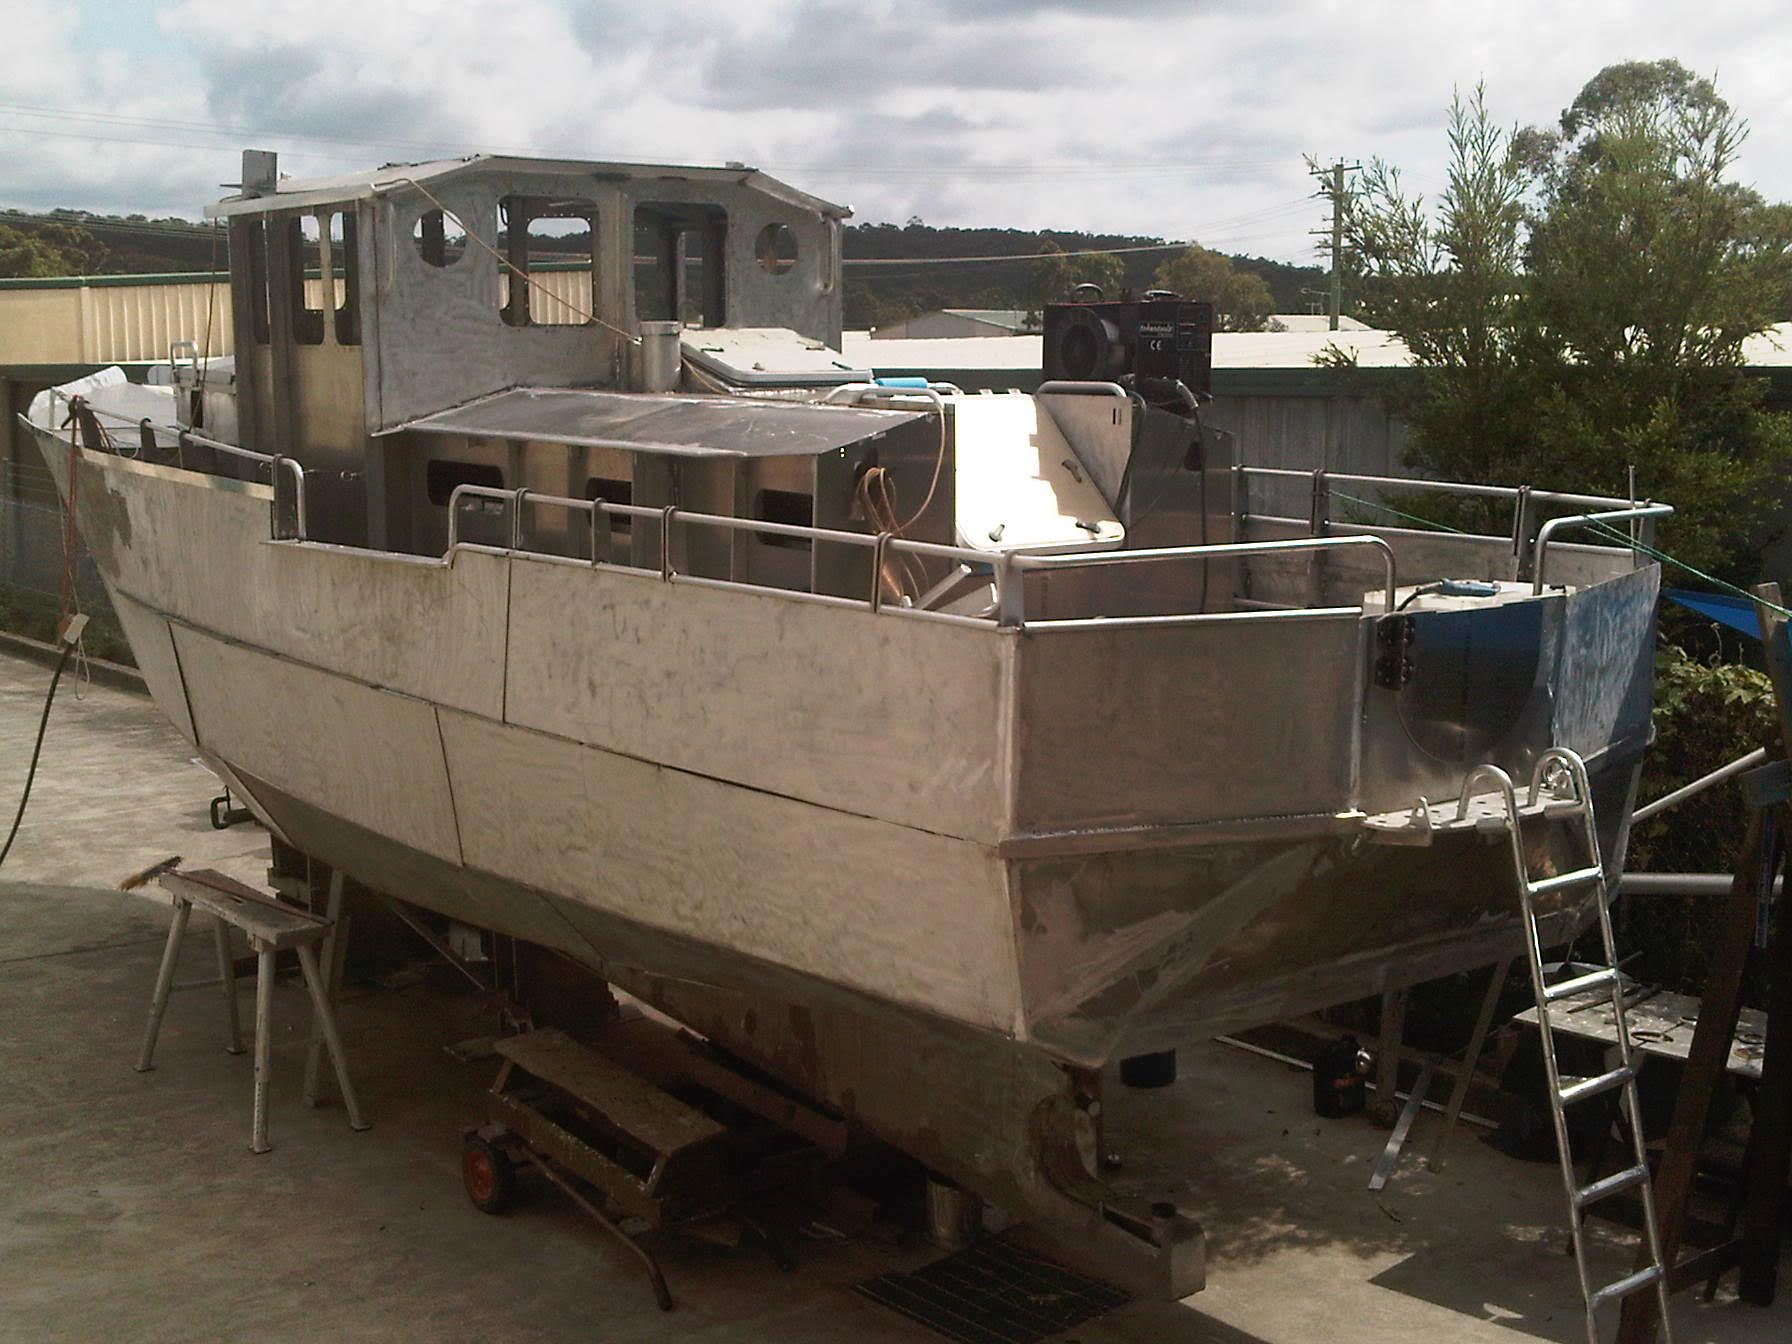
[119,583,988,847]
[116,580,1400,853]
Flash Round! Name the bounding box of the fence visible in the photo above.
[0,457,127,661]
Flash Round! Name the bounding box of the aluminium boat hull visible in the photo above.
[36,432,1656,1066]
[28,420,1660,1298]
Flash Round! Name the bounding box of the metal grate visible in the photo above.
[855,1237,1130,1344]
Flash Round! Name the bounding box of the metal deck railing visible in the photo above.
[441,483,1401,630]
[32,394,1675,633]
[1234,465,1669,592]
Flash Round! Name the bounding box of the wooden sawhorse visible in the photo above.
[135,868,369,1153]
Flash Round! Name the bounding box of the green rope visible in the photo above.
[1329,489,1472,534]
[1328,486,1792,621]
[1572,516,1792,620]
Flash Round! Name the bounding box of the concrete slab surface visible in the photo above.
[0,647,1786,1343]
[0,652,266,891]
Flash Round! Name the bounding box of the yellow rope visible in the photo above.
[198,220,221,406]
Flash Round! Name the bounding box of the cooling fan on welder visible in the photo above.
[1041,290,1215,396]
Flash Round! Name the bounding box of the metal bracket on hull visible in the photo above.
[1362,779,1585,846]
[1029,1092,1206,1300]
[626,967,1206,1301]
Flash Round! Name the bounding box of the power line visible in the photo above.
[849,241,1186,268]
[782,156,1294,180]
[0,101,498,161]
[1,210,218,239]
[0,103,1321,261]
[846,198,1315,270]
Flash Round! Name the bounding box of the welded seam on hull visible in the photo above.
[998,809,1360,860]
[165,615,203,753]
[229,763,1017,1050]
[121,586,1471,860]
[995,640,1027,1038]
[432,705,467,867]
[123,590,983,849]
[499,554,513,723]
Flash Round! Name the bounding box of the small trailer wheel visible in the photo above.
[462,1133,519,1214]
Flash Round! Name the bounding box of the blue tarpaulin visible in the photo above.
[1666,588,1763,639]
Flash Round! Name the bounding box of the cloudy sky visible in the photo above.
[4,0,1791,263]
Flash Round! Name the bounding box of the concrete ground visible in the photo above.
[0,649,266,892]
[1,647,1786,1343]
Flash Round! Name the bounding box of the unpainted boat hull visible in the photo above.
[39,435,1656,1066]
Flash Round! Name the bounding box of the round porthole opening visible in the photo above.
[755,222,797,275]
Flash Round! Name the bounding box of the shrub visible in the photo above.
[1623,642,1780,1002]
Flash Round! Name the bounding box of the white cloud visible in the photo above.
[0,0,1788,262]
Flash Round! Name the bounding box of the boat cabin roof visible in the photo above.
[380,386,929,459]
[204,153,850,221]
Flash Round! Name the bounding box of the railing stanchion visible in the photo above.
[589,499,610,566]
[1309,469,1330,538]
[660,506,678,582]
[869,532,891,613]
[1531,505,1674,594]
[996,553,1025,629]
[1513,484,1534,582]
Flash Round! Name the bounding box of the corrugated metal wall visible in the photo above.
[79,281,232,362]
[0,270,612,367]
[0,279,232,365]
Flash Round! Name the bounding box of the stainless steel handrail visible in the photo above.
[451,488,1405,624]
[1037,381,1129,400]
[61,402,1617,628]
[1531,504,1674,594]
[271,455,308,540]
[1005,534,1398,615]
[49,398,308,540]
[822,383,948,412]
[444,483,1011,619]
[1456,762,1519,822]
[1238,464,1641,513]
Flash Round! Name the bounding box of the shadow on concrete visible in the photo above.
[1096,1043,1605,1341]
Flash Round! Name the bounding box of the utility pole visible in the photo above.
[1308,158,1361,331]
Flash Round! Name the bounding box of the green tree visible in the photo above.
[0,220,105,278]
[1341,67,1792,573]
[1340,85,1540,498]
[1030,241,1125,309]
[1518,61,1792,568]
[1152,245,1275,330]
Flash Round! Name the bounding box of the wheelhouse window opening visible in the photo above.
[329,211,360,346]
[754,488,813,551]
[291,214,325,346]
[426,459,505,507]
[817,219,836,294]
[754,222,798,276]
[412,208,467,267]
[501,196,598,327]
[585,476,633,537]
[633,203,727,329]
[245,217,271,344]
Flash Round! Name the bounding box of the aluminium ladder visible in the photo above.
[1466,747,1675,1344]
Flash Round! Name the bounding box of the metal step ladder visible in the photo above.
[1467,747,1675,1344]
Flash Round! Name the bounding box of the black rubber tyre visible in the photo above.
[462,1134,519,1214]
[1118,1049,1177,1089]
